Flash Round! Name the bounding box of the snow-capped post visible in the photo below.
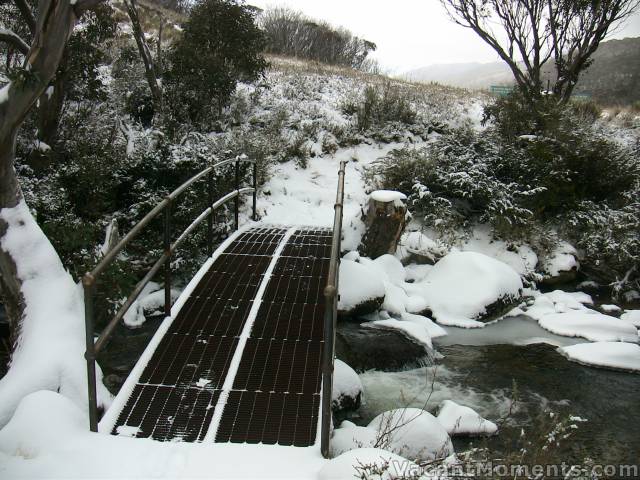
[359,190,408,259]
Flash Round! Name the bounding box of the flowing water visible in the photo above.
[356,316,640,464]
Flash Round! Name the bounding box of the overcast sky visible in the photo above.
[248,0,640,73]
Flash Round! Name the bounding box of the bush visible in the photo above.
[370,95,640,294]
[345,82,417,132]
[164,0,267,130]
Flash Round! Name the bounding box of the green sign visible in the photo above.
[490,85,514,97]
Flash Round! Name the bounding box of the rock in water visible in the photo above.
[368,407,454,461]
[359,190,407,259]
[436,400,498,436]
[332,359,364,412]
[336,322,433,372]
[337,259,385,317]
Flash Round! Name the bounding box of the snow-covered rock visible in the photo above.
[0,391,85,458]
[330,421,378,457]
[332,360,363,412]
[461,227,538,278]
[396,231,448,265]
[621,310,640,328]
[522,290,593,321]
[416,251,523,328]
[368,408,454,461]
[319,448,415,480]
[338,259,385,316]
[600,304,621,314]
[366,319,433,349]
[559,342,640,372]
[436,400,498,437]
[538,311,639,343]
[540,241,580,285]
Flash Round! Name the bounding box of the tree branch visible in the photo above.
[12,0,36,36]
[0,28,30,55]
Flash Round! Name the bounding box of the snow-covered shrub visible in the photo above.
[367,133,538,239]
[345,82,417,132]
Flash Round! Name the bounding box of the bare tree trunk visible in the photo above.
[0,133,24,347]
[124,0,163,122]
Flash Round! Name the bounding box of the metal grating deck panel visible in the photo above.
[110,227,287,442]
[109,226,331,447]
[214,228,331,446]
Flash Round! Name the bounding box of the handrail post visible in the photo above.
[252,162,257,221]
[164,199,172,317]
[320,160,346,459]
[83,274,99,432]
[234,158,240,230]
[207,170,214,257]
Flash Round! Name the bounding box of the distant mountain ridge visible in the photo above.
[404,37,640,105]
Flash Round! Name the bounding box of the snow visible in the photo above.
[330,421,377,457]
[332,359,363,406]
[436,400,498,436]
[367,319,433,349]
[600,304,621,313]
[122,283,180,328]
[0,84,9,104]
[31,140,51,153]
[541,241,579,277]
[370,190,407,206]
[460,227,538,278]
[259,142,405,228]
[559,342,640,372]
[521,289,594,322]
[338,259,385,312]
[538,311,639,343]
[319,448,414,480]
[415,251,523,328]
[395,231,447,264]
[544,290,593,309]
[0,391,326,479]
[367,408,454,461]
[621,310,640,327]
[0,201,111,429]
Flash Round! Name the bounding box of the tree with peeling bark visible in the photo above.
[0,0,112,427]
[440,0,640,104]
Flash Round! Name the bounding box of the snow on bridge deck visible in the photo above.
[100,225,332,447]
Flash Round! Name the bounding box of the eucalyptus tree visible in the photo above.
[440,0,640,103]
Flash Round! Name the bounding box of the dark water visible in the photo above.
[97,314,166,395]
[359,342,640,465]
[440,343,640,464]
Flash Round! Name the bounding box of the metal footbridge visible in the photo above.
[82,158,346,457]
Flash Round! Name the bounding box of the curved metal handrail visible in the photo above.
[320,160,347,458]
[83,156,258,432]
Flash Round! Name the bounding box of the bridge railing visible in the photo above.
[82,156,257,432]
[321,160,346,458]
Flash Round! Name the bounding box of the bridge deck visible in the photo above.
[105,225,331,446]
